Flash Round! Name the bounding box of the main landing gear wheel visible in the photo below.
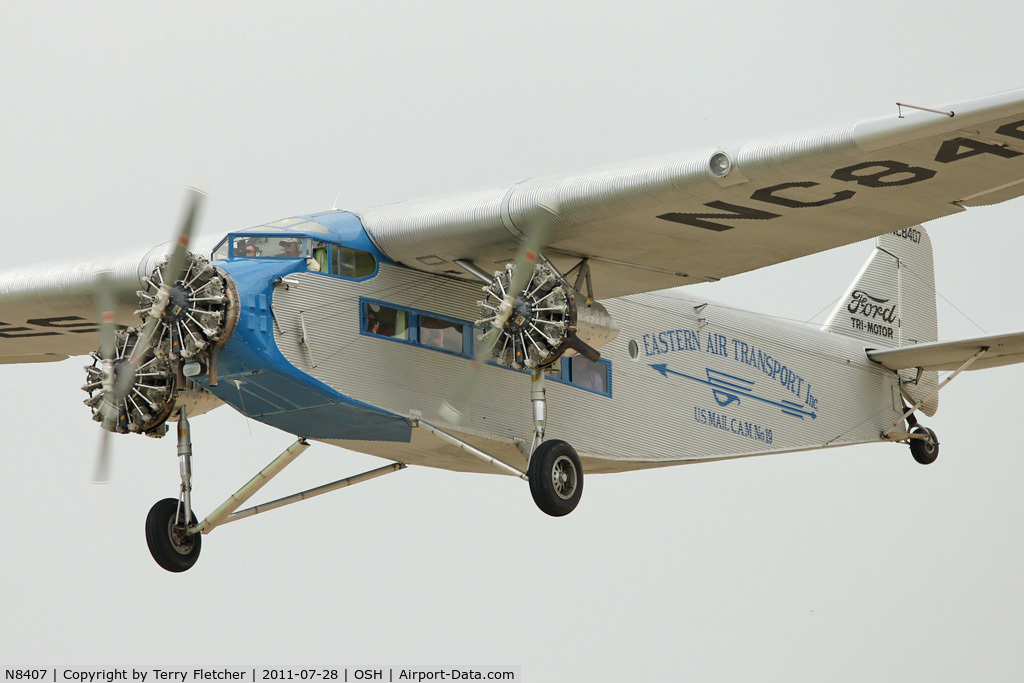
[529,439,583,517]
[145,498,201,572]
[910,427,939,465]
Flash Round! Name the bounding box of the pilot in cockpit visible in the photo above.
[279,239,303,257]
[235,240,259,257]
[280,238,321,271]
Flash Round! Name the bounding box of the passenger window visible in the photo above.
[419,315,464,352]
[570,356,608,393]
[546,362,562,381]
[364,303,408,340]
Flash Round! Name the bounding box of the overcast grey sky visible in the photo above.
[3,2,1024,680]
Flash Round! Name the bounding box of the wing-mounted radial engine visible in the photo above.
[476,260,618,370]
[82,252,238,437]
[137,252,235,362]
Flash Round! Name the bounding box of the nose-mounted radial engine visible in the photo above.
[82,253,237,437]
[476,260,618,369]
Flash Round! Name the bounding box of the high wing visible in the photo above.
[4,88,1024,364]
[360,88,1024,299]
[0,236,224,364]
[868,331,1024,372]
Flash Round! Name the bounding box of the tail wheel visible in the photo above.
[145,498,202,572]
[528,439,583,517]
[910,426,939,465]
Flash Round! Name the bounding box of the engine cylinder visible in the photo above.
[477,261,618,369]
[83,252,235,436]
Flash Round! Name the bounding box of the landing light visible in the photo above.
[709,152,732,178]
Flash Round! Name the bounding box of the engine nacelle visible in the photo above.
[477,261,618,369]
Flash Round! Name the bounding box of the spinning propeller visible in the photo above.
[439,198,561,423]
[86,189,206,482]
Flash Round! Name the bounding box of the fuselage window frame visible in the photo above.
[360,298,472,358]
[358,297,611,396]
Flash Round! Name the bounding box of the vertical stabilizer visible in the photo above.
[822,226,939,415]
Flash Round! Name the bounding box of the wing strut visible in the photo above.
[191,438,405,535]
[416,418,529,480]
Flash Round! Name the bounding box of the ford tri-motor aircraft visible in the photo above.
[4,89,1024,572]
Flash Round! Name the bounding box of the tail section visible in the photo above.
[823,226,939,415]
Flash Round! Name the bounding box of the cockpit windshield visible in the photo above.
[213,229,378,280]
[231,235,310,258]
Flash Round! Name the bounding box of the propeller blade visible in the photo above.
[93,429,111,484]
[92,271,117,483]
[440,197,559,423]
[129,188,205,367]
[91,188,205,482]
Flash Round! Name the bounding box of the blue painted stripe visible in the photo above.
[198,257,411,442]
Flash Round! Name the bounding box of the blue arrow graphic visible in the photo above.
[650,363,817,420]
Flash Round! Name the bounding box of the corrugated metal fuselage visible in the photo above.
[266,263,905,475]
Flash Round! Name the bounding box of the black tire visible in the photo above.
[910,427,939,465]
[528,439,583,517]
[145,498,201,572]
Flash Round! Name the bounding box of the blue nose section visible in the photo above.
[196,257,411,442]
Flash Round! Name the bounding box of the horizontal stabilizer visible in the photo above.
[867,331,1024,372]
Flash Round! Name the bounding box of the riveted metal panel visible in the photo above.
[271,264,904,474]
[359,90,1024,300]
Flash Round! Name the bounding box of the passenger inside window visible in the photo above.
[364,303,408,340]
[571,356,607,392]
[419,315,463,352]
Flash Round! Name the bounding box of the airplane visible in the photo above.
[3,87,1024,573]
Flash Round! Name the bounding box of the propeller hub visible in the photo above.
[140,253,232,360]
[507,296,534,333]
[477,262,573,370]
[163,283,191,323]
[476,261,619,370]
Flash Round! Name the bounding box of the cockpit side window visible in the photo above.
[329,245,377,278]
[312,241,329,273]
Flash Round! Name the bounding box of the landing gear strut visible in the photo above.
[143,406,406,572]
[883,349,988,466]
[145,406,202,572]
[527,368,583,516]
[417,368,585,517]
